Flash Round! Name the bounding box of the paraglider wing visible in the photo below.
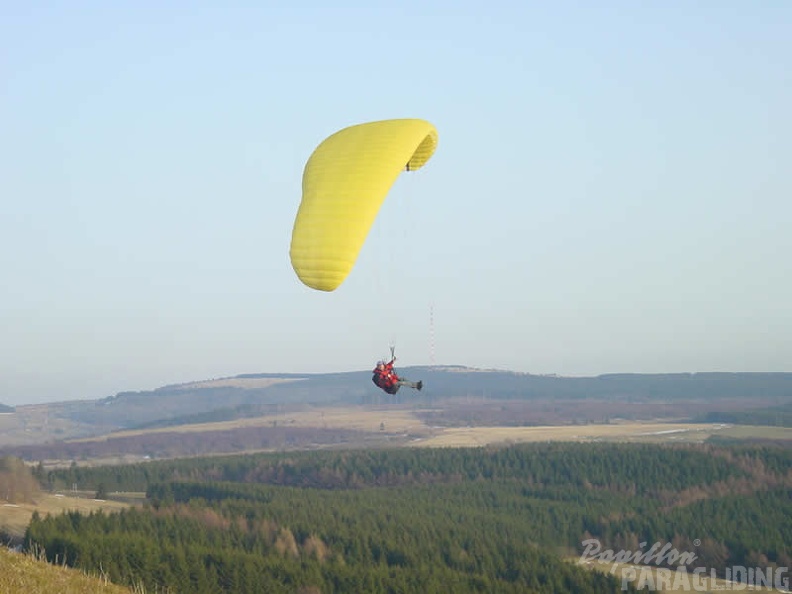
[290,118,438,292]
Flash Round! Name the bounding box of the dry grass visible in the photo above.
[0,494,133,539]
[0,547,136,594]
[65,404,792,451]
[410,422,757,448]
[70,406,432,442]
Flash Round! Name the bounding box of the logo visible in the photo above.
[578,539,790,591]
[579,538,698,571]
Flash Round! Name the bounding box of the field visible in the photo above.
[411,421,792,447]
[69,405,426,442]
[0,405,98,447]
[411,422,719,447]
[710,424,792,440]
[58,407,792,456]
[0,493,134,540]
[5,400,790,468]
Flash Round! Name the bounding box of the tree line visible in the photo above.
[24,443,791,593]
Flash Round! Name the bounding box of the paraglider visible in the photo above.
[290,118,438,292]
[372,347,423,395]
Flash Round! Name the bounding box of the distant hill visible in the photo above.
[2,369,791,460]
[46,368,792,432]
[0,402,14,413]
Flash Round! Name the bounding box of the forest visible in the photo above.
[20,442,791,593]
[693,401,792,427]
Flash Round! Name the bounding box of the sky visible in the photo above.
[2,1,791,405]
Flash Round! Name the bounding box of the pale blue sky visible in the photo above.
[2,1,790,405]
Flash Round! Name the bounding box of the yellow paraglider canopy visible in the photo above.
[290,118,438,292]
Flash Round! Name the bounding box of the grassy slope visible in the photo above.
[0,547,134,594]
[1,494,141,593]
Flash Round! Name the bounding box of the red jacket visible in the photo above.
[373,359,398,388]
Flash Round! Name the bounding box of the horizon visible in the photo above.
[4,366,792,408]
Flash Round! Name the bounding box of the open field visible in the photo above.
[0,406,99,447]
[5,403,789,466]
[68,406,432,442]
[0,493,135,539]
[410,422,718,448]
[66,406,792,450]
[579,559,789,593]
[712,424,792,440]
[409,422,792,448]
